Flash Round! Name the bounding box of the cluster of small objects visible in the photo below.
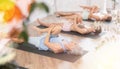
[94,21,120,34]
[93,20,120,49]
[112,9,120,24]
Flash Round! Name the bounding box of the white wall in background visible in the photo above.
[90,0,104,9]
[56,0,118,12]
[29,8,47,22]
[29,0,120,23]
[56,0,88,12]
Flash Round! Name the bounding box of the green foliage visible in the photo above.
[0,63,20,69]
[27,2,49,20]
[30,2,49,13]
[19,2,49,42]
[19,23,28,42]
[112,0,116,2]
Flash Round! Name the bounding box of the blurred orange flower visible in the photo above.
[0,0,32,23]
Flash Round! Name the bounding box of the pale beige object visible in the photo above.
[0,39,15,65]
